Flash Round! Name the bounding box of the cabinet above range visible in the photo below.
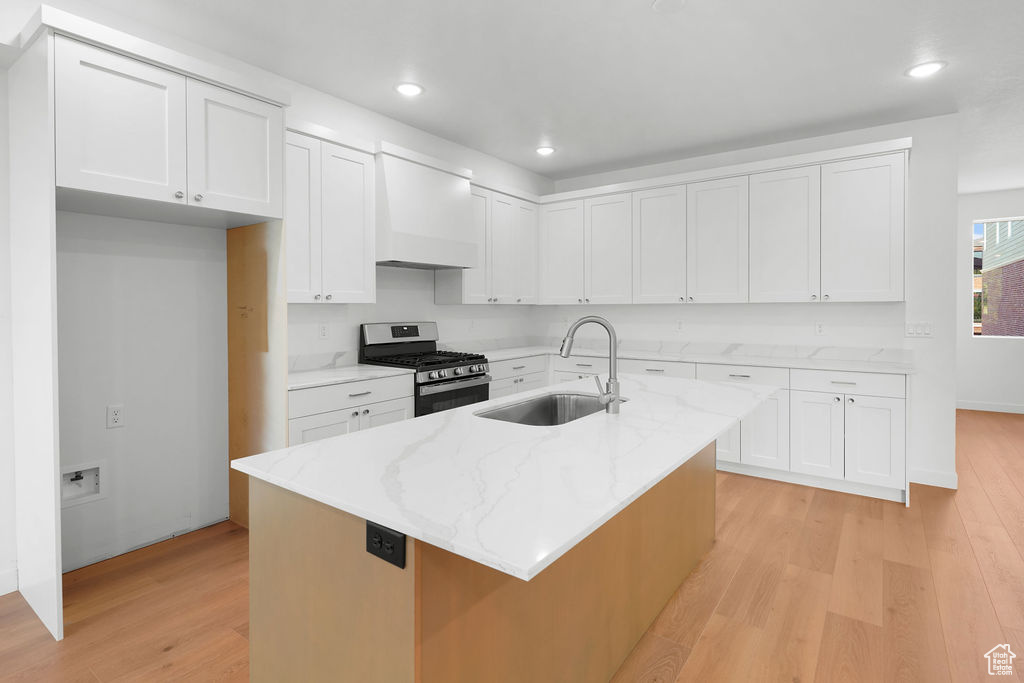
[54,35,285,227]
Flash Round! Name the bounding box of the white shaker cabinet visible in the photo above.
[55,35,187,204]
[741,390,791,471]
[285,131,375,304]
[584,193,633,304]
[490,193,522,304]
[790,391,846,480]
[632,186,687,304]
[686,177,749,303]
[749,166,821,303]
[539,201,586,304]
[820,153,905,302]
[843,395,906,489]
[287,397,414,445]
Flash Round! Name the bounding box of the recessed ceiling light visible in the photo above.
[536,146,555,156]
[395,82,424,97]
[905,61,947,78]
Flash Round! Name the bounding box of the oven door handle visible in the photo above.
[418,374,492,396]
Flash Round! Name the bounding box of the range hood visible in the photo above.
[376,142,477,269]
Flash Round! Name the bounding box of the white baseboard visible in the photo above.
[716,461,906,503]
[0,566,17,597]
[909,468,958,489]
[957,400,1024,414]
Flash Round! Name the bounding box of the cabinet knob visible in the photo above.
[848,397,855,404]
[688,296,695,302]
[834,396,841,402]
[314,294,321,301]
[193,193,203,202]
[362,409,370,415]
[679,296,685,302]
[578,298,583,303]
[516,298,522,303]
[174,191,184,199]
[325,294,332,301]
[352,411,359,417]
[494,297,499,303]
[585,298,590,303]
[823,294,831,301]
[811,294,817,301]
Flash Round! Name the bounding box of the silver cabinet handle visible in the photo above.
[728,374,751,379]
[194,193,203,202]
[348,391,372,398]
[362,409,370,415]
[576,363,593,368]
[645,368,665,373]
[688,296,695,302]
[831,380,857,386]
[578,298,583,303]
[174,190,184,199]
[494,297,499,303]
[811,294,817,301]
[823,294,831,301]
[512,365,526,370]
[517,298,522,303]
[325,294,332,301]
[848,397,855,404]
[313,294,321,301]
[585,298,590,303]
[834,396,841,402]
[352,411,359,417]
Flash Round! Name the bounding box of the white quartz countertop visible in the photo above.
[288,365,414,390]
[483,343,913,374]
[233,374,775,581]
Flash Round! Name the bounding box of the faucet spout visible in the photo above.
[558,316,620,414]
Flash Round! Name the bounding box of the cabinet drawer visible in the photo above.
[551,355,606,374]
[619,358,696,379]
[289,374,414,419]
[553,370,598,383]
[696,364,789,389]
[789,369,905,398]
[489,355,549,381]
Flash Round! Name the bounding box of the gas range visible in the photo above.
[359,322,491,416]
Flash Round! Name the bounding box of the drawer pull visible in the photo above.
[512,365,526,370]
[645,368,665,373]
[728,374,751,379]
[576,363,593,368]
[831,380,857,386]
[348,391,372,398]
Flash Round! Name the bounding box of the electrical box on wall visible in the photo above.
[61,462,107,508]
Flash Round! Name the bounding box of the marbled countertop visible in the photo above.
[233,374,775,580]
[288,365,414,391]
[481,342,914,374]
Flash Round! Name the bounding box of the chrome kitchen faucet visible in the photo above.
[559,316,621,414]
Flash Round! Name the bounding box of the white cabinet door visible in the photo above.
[716,423,742,464]
[288,408,360,445]
[517,372,548,393]
[539,201,585,304]
[740,389,790,471]
[489,378,517,398]
[790,390,845,480]
[490,193,519,304]
[186,79,283,218]
[359,397,415,430]
[585,193,632,304]
[320,142,375,303]
[458,188,492,304]
[618,358,696,379]
[516,201,540,304]
[820,153,905,302]
[553,370,596,383]
[749,167,821,303]
[686,177,749,303]
[844,395,905,489]
[285,132,322,303]
[55,36,187,204]
[632,186,687,304]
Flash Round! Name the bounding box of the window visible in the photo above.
[973,217,1024,337]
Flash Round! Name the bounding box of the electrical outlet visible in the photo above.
[318,323,329,340]
[815,323,825,336]
[366,521,406,568]
[106,404,125,429]
[905,322,934,338]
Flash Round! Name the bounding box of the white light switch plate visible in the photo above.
[905,322,934,338]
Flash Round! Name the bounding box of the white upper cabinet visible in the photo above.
[539,201,586,304]
[320,142,375,303]
[186,79,284,218]
[490,193,520,304]
[749,166,821,303]
[820,153,905,302]
[516,202,540,304]
[54,36,284,220]
[686,177,749,303]
[632,186,687,304]
[584,193,632,304]
[285,131,375,304]
[285,133,322,303]
[461,188,492,304]
[55,35,187,204]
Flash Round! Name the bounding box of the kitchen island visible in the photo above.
[232,373,775,683]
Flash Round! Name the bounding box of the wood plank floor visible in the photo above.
[2,409,1023,682]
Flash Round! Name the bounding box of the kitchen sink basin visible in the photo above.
[475,392,628,426]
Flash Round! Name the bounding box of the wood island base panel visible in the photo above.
[248,443,716,683]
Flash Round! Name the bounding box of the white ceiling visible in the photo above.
[4,0,1024,192]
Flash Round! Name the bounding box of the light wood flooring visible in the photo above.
[2,409,1024,682]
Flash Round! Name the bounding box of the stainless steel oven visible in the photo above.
[416,374,490,416]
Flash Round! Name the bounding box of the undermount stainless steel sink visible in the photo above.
[475,392,628,426]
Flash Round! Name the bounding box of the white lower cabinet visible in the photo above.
[488,356,550,398]
[715,424,742,464]
[790,390,846,480]
[618,358,696,378]
[288,397,414,445]
[287,374,414,445]
[553,370,598,383]
[741,389,790,471]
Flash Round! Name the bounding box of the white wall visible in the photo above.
[56,212,228,571]
[957,188,1024,413]
[544,114,960,489]
[289,267,537,370]
[0,69,17,596]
